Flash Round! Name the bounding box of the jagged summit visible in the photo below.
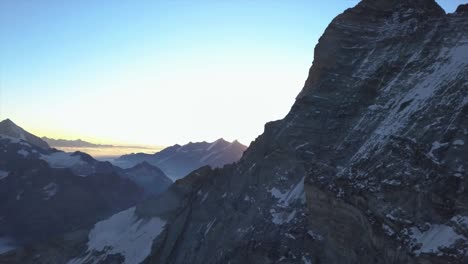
[297,0,447,100]
[357,0,444,15]
[0,118,50,149]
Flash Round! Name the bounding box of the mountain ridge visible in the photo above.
[42,137,114,148]
[113,138,247,180]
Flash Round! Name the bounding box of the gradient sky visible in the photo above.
[0,0,465,146]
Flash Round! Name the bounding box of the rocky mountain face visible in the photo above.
[113,139,247,181]
[0,121,172,255]
[2,0,468,263]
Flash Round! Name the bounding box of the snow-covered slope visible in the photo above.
[68,207,166,264]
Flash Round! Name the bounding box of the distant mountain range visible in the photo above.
[41,137,164,160]
[112,138,248,181]
[42,137,115,148]
[42,137,156,150]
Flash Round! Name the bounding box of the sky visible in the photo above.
[0,0,465,147]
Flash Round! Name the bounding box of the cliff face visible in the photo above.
[5,1,468,263]
[141,1,468,262]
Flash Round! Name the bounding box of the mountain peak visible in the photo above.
[0,118,50,149]
[1,118,15,125]
[215,138,228,143]
[358,0,444,15]
[0,118,20,130]
[0,118,26,139]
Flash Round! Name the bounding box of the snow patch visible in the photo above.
[427,141,448,162]
[270,209,296,225]
[42,182,58,200]
[201,192,209,203]
[382,179,401,186]
[0,237,16,254]
[68,207,166,264]
[350,38,468,162]
[0,170,9,180]
[16,190,23,201]
[294,143,309,150]
[382,223,395,236]
[302,256,312,264]
[17,149,29,157]
[204,218,216,237]
[452,215,468,228]
[453,139,465,146]
[206,140,221,151]
[408,224,466,256]
[40,152,86,170]
[268,177,306,206]
[368,104,383,111]
[307,230,323,241]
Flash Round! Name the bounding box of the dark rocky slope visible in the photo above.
[4,0,468,263]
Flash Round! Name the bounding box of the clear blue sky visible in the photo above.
[0,0,465,146]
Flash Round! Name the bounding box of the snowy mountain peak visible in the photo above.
[0,119,50,149]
